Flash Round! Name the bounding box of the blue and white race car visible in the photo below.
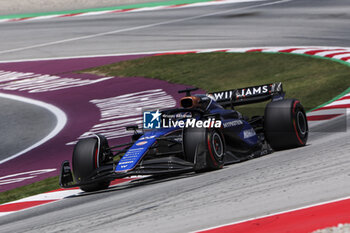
[59,82,308,192]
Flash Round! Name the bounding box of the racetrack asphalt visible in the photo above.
[0,97,56,162]
[0,0,350,61]
[0,0,349,232]
[0,125,349,232]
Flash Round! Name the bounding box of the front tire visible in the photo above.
[72,135,111,192]
[183,127,225,171]
[264,99,308,150]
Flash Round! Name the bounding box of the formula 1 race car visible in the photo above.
[59,82,308,192]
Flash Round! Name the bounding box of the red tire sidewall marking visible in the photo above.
[292,101,305,145]
[207,129,218,167]
[94,147,99,168]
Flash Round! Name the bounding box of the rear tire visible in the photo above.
[264,99,308,150]
[72,136,111,192]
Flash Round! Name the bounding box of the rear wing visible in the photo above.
[208,82,284,107]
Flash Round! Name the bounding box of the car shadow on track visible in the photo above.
[65,172,199,198]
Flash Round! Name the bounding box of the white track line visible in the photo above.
[0,93,67,164]
[1,45,349,64]
[9,190,81,203]
[0,0,266,24]
[0,0,290,55]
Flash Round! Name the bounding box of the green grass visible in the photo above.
[82,52,350,115]
[0,176,60,204]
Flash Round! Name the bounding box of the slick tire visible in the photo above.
[264,99,308,150]
[183,127,225,171]
[72,136,111,192]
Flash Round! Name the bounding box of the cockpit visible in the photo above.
[180,94,222,111]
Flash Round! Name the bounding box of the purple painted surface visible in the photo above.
[0,54,197,192]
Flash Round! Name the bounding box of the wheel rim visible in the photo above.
[297,111,307,135]
[212,132,224,158]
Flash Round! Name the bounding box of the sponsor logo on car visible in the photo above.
[208,83,284,103]
[236,86,269,98]
[118,161,133,165]
[211,85,270,101]
[139,135,156,140]
[136,141,148,146]
[223,120,243,128]
[243,128,256,138]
